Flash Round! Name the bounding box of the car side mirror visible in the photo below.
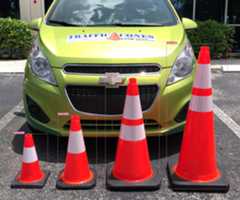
[29,17,42,31]
[182,18,197,30]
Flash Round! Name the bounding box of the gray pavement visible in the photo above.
[212,59,240,65]
[213,71,240,124]
[0,72,240,200]
[0,74,23,118]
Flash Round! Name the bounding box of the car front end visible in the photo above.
[23,0,197,137]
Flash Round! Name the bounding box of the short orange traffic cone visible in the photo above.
[11,134,50,188]
[56,115,96,189]
[167,46,229,192]
[106,78,160,191]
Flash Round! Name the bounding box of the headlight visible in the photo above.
[167,41,195,85]
[29,40,57,85]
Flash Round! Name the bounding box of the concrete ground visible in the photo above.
[0,74,23,118]
[0,71,240,200]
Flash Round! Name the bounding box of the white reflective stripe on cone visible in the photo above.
[22,147,38,163]
[123,96,143,120]
[120,124,146,141]
[190,95,213,112]
[193,64,212,89]
[67,130,86,154]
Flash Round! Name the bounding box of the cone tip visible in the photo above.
[198,46,211,64]
[127,78,139,96]
[71,114,79,121]
[129,78,137,84]
[70,114,81,132]
[24,134,34,148]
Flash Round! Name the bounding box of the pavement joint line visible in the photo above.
[0,101,24,132]
[213,103,240,139]
[0,59,26,68]
[222,65,240,72]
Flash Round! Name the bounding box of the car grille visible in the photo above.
[64,119,160,131]
[64,64,160,74]
[66,85,159,115]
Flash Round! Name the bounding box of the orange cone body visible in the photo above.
[113,138,153,182]
[112,78,153,182]
[17,134,44,183]
[167,46,229,193]
[57,115,95,189]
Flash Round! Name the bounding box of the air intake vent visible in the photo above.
[64,64,160,74]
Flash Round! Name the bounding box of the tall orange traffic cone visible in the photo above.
[167,46,229,192]
[106,78,161,191]
[11,134,50,188]
[56,115,96,189]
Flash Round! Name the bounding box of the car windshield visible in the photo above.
[47,0,177,26]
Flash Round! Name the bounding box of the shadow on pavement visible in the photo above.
[12,123,183,164]
[14,111,26,118]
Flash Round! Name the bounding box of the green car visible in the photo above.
[24,0,197,137]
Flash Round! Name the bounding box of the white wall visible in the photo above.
[20,0,45,21]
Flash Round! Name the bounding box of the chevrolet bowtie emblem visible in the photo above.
[99,73,125,88]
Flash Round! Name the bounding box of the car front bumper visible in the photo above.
[23,63,194,137]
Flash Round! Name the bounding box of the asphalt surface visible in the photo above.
[0,74,23,118]
[0,72,240,200]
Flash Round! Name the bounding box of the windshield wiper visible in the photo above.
[47,20,79,27]
[82,23,164,27]
[110,23,164,27]
[47,20,164,27]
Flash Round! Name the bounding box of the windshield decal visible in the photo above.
[67,33,155,43]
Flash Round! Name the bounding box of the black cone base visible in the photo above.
[11,170,50,189]
[56,168,96,190]
[167,157,229,193]
[106,163,161,191]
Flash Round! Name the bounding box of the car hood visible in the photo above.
[39,24,186,68]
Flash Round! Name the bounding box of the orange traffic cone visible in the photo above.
[167,46,229,192]
[106,78,160,191]
[56,115,96,189]
[11,134,50,188]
